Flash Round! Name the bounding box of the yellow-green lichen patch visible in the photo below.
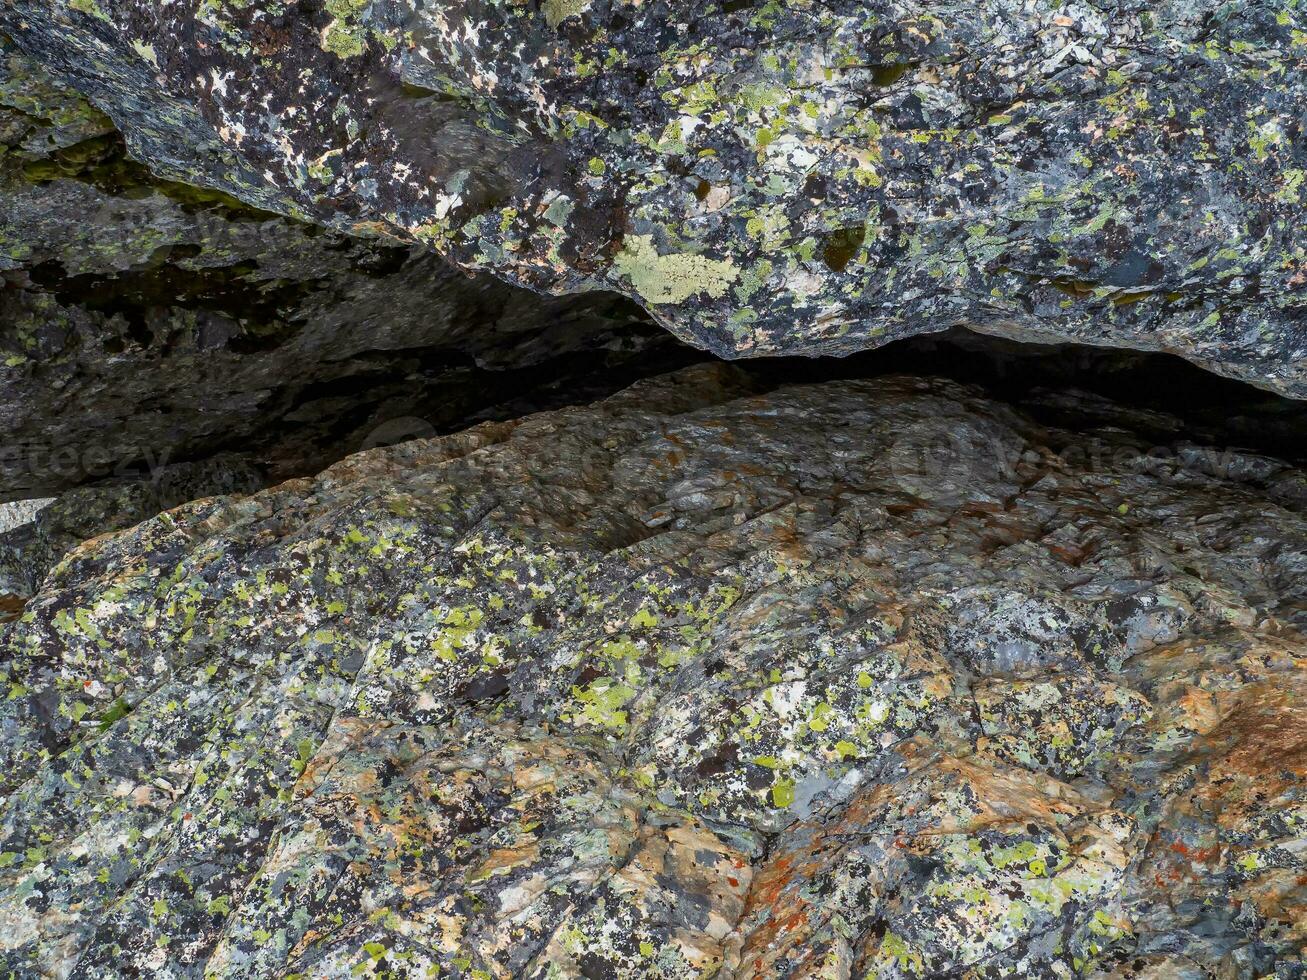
[613,234,739,306]
[542,0,592,30]
[320,0,374,59]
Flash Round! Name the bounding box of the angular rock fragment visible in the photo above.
[0,454,262,601]
[0,364,1303,976]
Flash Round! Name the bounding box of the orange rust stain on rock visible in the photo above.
[0,594,25,623]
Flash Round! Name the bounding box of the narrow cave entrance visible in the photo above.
[722,328,1307,468]
[358,313,1307,472]
[3,293,1305,611]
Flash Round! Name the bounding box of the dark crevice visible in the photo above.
[25,259,317,352]
[725,328,1307,467]
[195,314,1307,488]
[32,308,1307,494]
[21,131,289,222]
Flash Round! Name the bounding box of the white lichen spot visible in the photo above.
[210,70,232,98]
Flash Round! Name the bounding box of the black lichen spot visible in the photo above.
[1049,276,1097,298]
[459,670,512,702]
[871,62,914,86]
[0,593,25,624]
[1102,249,1166,289]
[822,225,866,272]
[694,179,712,201]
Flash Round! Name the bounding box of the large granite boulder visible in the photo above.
[0,364,1303,976]
[3,1,1305,395]
[0,34,668,500]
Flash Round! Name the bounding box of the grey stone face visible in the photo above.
[3,0,1305,395]
[0,364,1303,976]
[0,499,52,535]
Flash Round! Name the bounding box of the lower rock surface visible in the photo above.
[0,365,1304,977]
[0,455,263,603]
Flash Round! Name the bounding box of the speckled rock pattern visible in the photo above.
[0,35,664,500]
[0,364,1303,977]
[0,500,52,537]
[4,1,1305,395]
[0,455,264,603]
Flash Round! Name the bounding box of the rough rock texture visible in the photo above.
[0,499,52,536]
[0,34,670,500]
[4,1,1305,395]
[1,363,1304,976]
[0,455,264,603]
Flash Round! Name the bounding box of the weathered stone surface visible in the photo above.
[1,364,1303,976]
[3,1,1305,394]
[0,498,52,536]
[0,34,669,500]
[0,455,263,602]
